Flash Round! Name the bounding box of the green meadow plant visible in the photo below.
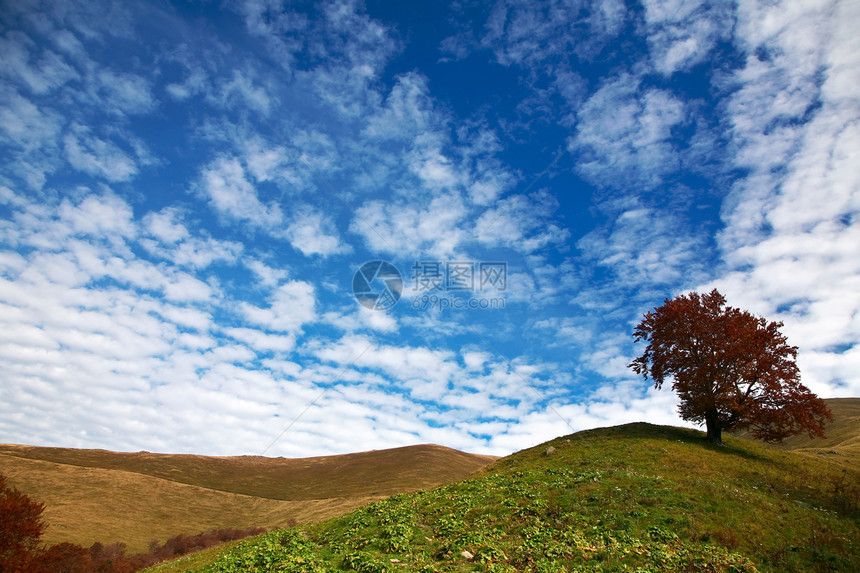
[197,424,860,572]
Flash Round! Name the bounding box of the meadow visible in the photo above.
[0,444,495,553]
[192,422,860,572]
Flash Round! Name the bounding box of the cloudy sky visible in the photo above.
[1,0,858,457]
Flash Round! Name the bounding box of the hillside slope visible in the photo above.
[0,444,495,553]
[735,398,860,465]
[197,424,860,573]
[0,443,496,500]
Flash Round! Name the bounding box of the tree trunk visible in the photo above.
[705,410,723,445]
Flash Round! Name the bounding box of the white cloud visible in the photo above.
[351,193,468,258]
[0,187,315,455]
[460,128,516,205]
[198,156,283,228]
[144,208,189,244]
[322,306,398,333]
[571,74,687,188]
[643,0,733,75]
[165,66,207,101]
[475,190,570,253]
[223,327,296,353]
[2,191,137,256]
[0,89,66,189]
[708,0,860,398]
[243,142,290,183]
[299,0,396,119]
[0,87,64,152]
[244,258,289,288]
[577,204,710,288]
[0,31,79,94]
[0,177,691,457]
[462,350,492,371]
[362,73,433,141]
[284,207,350,257]
[231,0,307,72]
[485,387,686,454]
[94,69,156,116]
[58,193,137,240]
[408,138,461,192]
[481,0,626,66]
[141,208,243,269]
[311,335,555,424]
[0,17,160,191]
[1,190,219,310]
[493,258,580,308]
[240,281,316,332]
[216,69,272,115]
[315,336,452,379]
[533,316,593,348]
[4,0,855,463]
[63,126,140,182]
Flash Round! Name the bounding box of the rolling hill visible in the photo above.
[193,423,860,572]
[4,397,857,569]
[735,397,860,465]
[0,444,496,553]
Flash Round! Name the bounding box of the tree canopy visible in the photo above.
[629,289,832,444]
[0,474,46,572]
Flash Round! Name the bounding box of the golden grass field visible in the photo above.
[164,421,860,572]
[2,397,855,559]
[0,443,496,553]
[735,397,860,466]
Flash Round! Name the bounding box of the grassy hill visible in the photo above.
[192,424,860,573]
[0,444,495,553]
[735,398,860,466]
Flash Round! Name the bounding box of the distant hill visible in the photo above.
[192,423,860,573]
[734,397,860,465]
[0,443,496,553]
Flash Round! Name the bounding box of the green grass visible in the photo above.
[140,540,247,573]
[194,423,860,572]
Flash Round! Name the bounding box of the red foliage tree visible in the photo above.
[26,543,92,573]
[1,474,46,572]
[0,474,266,573]
[629,289,832,445]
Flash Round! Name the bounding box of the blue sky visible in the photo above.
[1,0,858,457]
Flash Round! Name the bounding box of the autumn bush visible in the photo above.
[1,474,46,572]
[0,474,265,573]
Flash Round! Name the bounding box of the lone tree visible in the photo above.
[629,289,832,445]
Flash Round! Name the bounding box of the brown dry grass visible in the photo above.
[0,444,496,553]
[735,397,860,466]
[0,443,496,501]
